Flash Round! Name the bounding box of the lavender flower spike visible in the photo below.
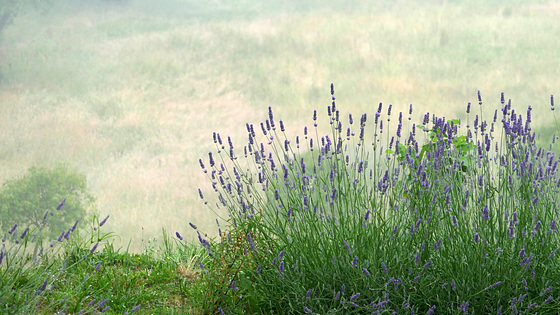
[247,233,256,251]
[189,222,197,230]
[90,242,99,253]
[382,262,388,274]
[125,305,141,314]
[176,232,183,241]
[427,305,436,315]
[56,198,66,210]
[8,224,17,234]
[20,227,29,239]
[488,281,502,289]
[99,215,110,227]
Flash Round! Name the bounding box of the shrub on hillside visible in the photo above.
[0,163,95,239]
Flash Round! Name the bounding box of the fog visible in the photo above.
[1,0,558,252]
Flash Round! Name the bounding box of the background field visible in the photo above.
[1,0,559,252]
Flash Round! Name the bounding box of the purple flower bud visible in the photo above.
[268,106,275,126]
[528,303,538,310]
[37,279,48,294]
[488,281,502,289]
[70,220,79,232]
[362,268,371,277]
[247,233,256,251]
[434,238,442,250]
[474,233,479,243]
[208,152,215,167]
[56,198,66,210]
[279,261,284,273]
[457,301,469,314]
[534,221,541,231]
[99,215,110,227]
[350,293,360,301]
[382,262,388,274]
[306,289,312,300]
[20,227,29,239]
[176,232,183,240]
[427,305,436,315]
[90,242,99,253]
[189,222,197,230]
[303,306,312,314]
[477,90,482,105]
[125,304,141,315]
[538,286,552,297]
[482,204,489,220]
[8,224,18,234]
[352,256,357,268]
[344,240,351,254]
[451,279,456,291]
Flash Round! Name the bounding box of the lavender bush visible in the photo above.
[187,85,560,313]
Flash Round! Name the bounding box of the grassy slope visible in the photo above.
[0,0,559,252]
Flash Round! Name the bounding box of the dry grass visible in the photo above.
[1,0,558,252]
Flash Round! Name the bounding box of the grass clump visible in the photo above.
[185,85,560,314]
[0,203,207,314]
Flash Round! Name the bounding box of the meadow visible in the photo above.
[1,0,560,313]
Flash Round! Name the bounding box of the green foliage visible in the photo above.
[0,0,17,33]
[0,164,95,238]
[387,118,476,198]
[387,118,475,171]
[0,0,44,33]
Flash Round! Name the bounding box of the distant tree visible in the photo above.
[1,0,25,34]
[0,164,95,238]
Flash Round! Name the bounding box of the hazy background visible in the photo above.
[1,0,559,252]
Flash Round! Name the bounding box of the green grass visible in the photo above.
[1,213,209,314]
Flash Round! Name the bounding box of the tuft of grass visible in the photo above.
[0,203,208,314]
[185,86,560,313]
